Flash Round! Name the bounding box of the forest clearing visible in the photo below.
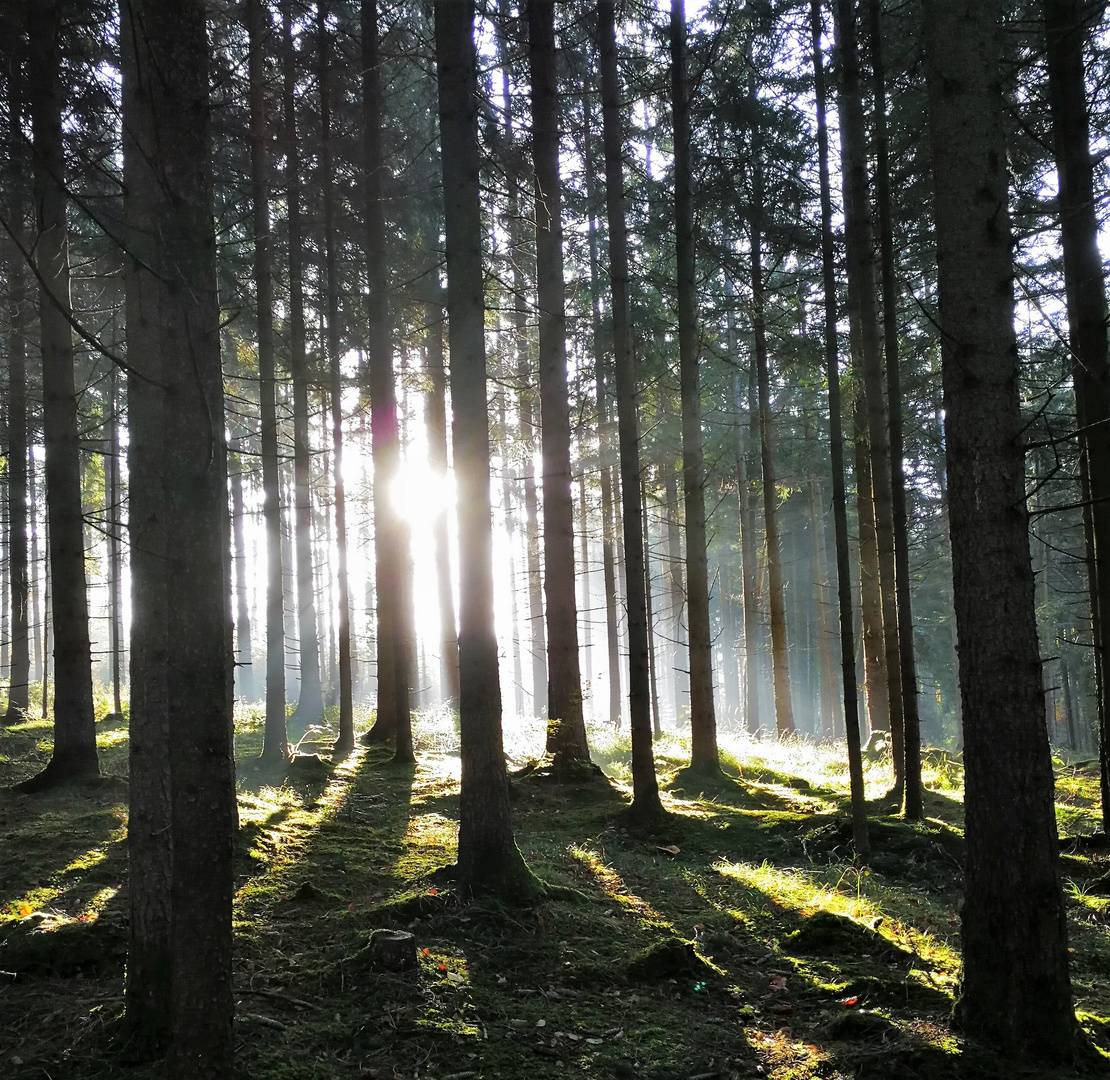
[1,707,1108,1080]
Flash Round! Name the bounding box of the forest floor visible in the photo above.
[1,703,1109,1080]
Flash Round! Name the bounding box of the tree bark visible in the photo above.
[248,0,288,763]
[434,0,538,893]
[122,2,237,1072]
[834,0,903,779]
[599,0,663,819]
[527,0,588,765]
[748,104,794,737]
[22,0,98,791]
[3,37,29,724]
[926,0,1073,1055]
[318,5,354,756]
[363,0,413,762]
[1044,0,1110,833]
[670,0,718,772]
[868,0,921,816]
[281,2,324,724]
[812,0,868,855]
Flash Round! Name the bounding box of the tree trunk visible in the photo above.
[248,0,288,763]
[869,0,921,816]
[527,0,589,765]
[834,0,903,781]
[926,0,1073,1055]
[811,0,868,855]
[21,0,98,791]
[363,0,413,762]
[3,42,29,724]
[671,0,718,773]
[282,2,324,724]
[434,0,538,894]
[643,479,662,739]
[230,441,255,701]
[424,298,461,705]
[318,5,354,756]
[664,466,687,723]
[122,2,236,1072]
[854,396,886,737]
[599,0,663,819]
[1044,0,1110,834]
[107,364,123,716]
[749,116,795,737]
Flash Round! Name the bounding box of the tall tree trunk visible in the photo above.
[926,0,1073,1055]
[107,364,123,716]
[282,2,324,724]
[363,0,413,762]
[248,0,287,763]
[599,0,663,819]
[854,394,885,738]
[869,0,921,816]
[527,0,588,765]
[583,98,622,728]
[643,480,662,739]
[122,2,237,1072]
[726,286,762,735]
[671,0,718,773]
[810,475,839,739]
[424,298,460,704]
[434,0,537,893]
[230,441,255,700]
[664,466,687,722]
[577,474,593,697]
[30,455,41,685]
[21,0,98,791]
[749,116,795,736]
[812,0,868,855]
[3,40,29,724]
[834,0,903,782]
[318,5,354,756]
[1044,0,1110,833]
[501,394,526,715]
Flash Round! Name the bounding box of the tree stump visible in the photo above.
[369,929,416,971]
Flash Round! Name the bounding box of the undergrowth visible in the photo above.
[0,696,1107,1079]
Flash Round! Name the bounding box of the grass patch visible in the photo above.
[0,703,1106,1078]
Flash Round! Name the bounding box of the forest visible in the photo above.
[1,0,1110,1077]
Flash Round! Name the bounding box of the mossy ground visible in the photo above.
[1,700,1108,1079]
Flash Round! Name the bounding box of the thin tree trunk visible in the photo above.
[318,5,354,756]
[230,442,255,701]
[812,0,868,855]
[434,0,538,893]
[599,0,663,819]
[1044,0,1110,834]
[926,0,1073,1054]
[643,479,662,739]
[671,0,718,772]
[282,2,323,724]
[424,298,460,704]
[749,116,794,737]
[834,0,903,783]
[21,0,98,791]
[30,451,41,684]
[248,0,287,763]
[527,0,588,765]
[577,474,593,696]
[664,465,687,723]
[3,44,29,723]
[107,364,123,716]
[854,397,888,736]
[869,0,921,816]
[810,475,839,739]
[501,394,525,716]
[363,0,413,762]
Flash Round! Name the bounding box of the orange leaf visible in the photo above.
[841,996,858,1007]
[347,902,356,912]
[428,888,438,896]
[438,963,448,971]
[422,948,430,957]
